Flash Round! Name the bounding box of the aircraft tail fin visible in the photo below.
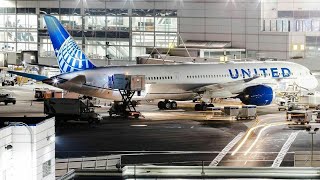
[44,15,95,74]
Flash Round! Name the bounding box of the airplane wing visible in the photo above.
[7,70,49,81]
[191,75,260,93]
[190,75,281,98]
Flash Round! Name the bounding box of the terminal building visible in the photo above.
[0,0,319,70]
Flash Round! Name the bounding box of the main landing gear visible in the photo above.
[158,100,178,110]
[194,102,214,111]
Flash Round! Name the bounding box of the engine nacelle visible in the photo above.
[238,85,274,106]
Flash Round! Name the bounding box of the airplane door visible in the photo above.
[174,72,180,81]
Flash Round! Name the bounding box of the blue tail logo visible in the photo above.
[44,15,95,73]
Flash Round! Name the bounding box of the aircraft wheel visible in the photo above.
[202,104,207,111]
[158,101,165,110]
[195,104,201,111]
[131,100,137,107]
[165,101,172,109]
[171,101,177,109]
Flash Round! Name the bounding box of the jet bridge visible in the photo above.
[108,74,145,119]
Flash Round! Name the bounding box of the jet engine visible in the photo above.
[238,85,274,106]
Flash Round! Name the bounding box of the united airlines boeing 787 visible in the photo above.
[9,15,318,110]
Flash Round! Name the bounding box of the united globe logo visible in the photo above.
[56,37,93,73]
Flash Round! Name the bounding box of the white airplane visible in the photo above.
[9,15,319,110]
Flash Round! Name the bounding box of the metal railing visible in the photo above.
[55,154,121,178]
[55,151,298,178]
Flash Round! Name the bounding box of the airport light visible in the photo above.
[52,78,59,85]
[306,127,319,167]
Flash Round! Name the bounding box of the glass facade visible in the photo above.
[262,7,320,33]
[0,1,178,63]
[0,6,38,52]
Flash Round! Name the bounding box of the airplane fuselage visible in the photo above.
[55,61,318,101]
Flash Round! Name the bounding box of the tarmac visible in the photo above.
[1,83,320,167]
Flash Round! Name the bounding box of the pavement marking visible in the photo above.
[130,125,148,127]
[271,130,301,168]
[209,132,245,166]
[232,124,266,156]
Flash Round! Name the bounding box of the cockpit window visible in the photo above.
[310,71,313,75]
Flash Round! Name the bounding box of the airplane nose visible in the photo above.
[297,75,318,90]
[312,76,319,89]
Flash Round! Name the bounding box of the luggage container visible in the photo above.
[237,105,257,120]
[224,106,240,116]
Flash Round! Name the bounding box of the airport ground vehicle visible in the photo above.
[278,102,309,111]
[286,110,312,125]
[0,94,16,105]
[34,88,62,100]
[44,98,102,124]
[1,79,14,86]
[109,101,141,119]
[278,101,288,111]
[287,103,309,111]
